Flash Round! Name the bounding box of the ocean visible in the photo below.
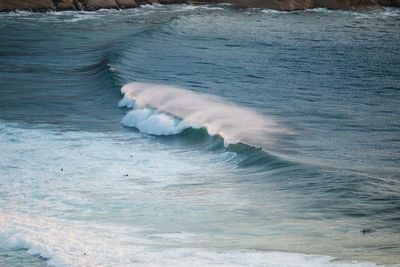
[0,4,399,266]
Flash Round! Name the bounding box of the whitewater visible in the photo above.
[0,4,399,266]
[0,123,379,267]
[119,82,290,147]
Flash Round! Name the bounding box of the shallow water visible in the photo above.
[0,5,399,266]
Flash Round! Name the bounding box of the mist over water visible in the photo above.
[0,5,399,266]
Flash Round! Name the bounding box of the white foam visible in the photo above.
[121,108,192,135]
[0,212,146,267]
[120,82,290,147]
[0,122,377,266]
[260,9,288,14]
[304,8,333,13]
[118,95,135,108]
[0,10,31,17]
[139,3,162,9]
[182,5,225,11]
[0,212,375,267]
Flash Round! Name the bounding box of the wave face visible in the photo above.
[120,82,289,148]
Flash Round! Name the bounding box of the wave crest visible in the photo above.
[119,82,290,148]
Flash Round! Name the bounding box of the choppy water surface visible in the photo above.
[0,5,399,266]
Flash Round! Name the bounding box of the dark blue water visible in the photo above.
[0,5,399,266]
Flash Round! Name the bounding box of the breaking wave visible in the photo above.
[119,82,290,148]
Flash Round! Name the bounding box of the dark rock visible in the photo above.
[136,0,159,4]
[0,0,54,12]
[377,0,400,6]
[392,0,400,6]
[74,0,84,9]
[192,0,383,10]
[56,0,76,10]
[314,0,383,10]
[115,0,138,8]
[85,0,119,10]
[146,0,160,4]
[158,0,187,4]
[186,0,206,3]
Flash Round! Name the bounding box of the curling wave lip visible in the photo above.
[119,82,291,148]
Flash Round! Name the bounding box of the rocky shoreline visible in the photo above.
[0,0,399,12]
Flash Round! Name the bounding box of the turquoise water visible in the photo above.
[0,5,399,266]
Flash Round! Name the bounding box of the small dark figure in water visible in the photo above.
[123,174,129,177]
[259,146,262,150]
[60,168,63,171]
[83,252,87,256]
[130,155,133,158]
[361,228,374,234]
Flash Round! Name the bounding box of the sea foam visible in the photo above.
[121,108,192,136]
[0,212,375,267]
[119,83,289,148]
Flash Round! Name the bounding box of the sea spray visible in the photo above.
[119,82,290,148]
